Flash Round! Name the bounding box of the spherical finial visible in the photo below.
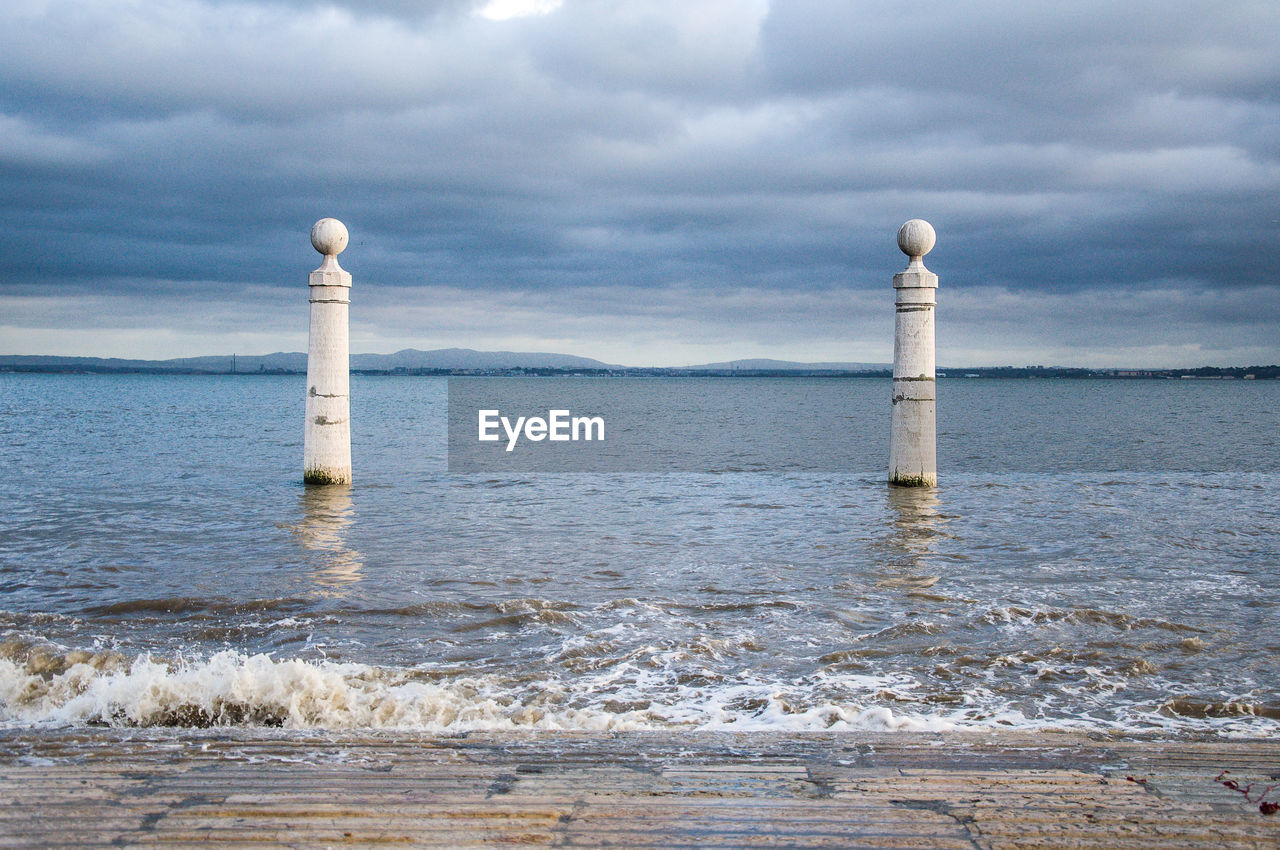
[310,218,349,256]
[897,219,936,259]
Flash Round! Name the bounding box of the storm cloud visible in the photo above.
[2,0,1277,366]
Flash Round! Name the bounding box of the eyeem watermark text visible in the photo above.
[478,409,605,452]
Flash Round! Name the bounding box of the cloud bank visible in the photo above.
[1,0,1277,366]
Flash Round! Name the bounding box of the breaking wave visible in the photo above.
[0,643,955,733]
[2,640,1277,738]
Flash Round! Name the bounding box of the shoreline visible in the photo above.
[4,728,1278,847]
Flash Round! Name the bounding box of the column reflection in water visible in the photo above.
[293,485,363,592]
[875,486,948,589]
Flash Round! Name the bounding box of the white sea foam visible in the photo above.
[2,645,1276,737]
[0,648,960,733]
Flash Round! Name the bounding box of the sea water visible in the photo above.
[1,373,1277,736]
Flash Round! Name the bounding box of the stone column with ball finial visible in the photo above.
[304,218,352,485]
[889,219,938,487]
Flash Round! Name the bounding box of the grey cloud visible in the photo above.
[522,0,767,100]
[1,1,1278,366]
[939,284,1280,367]
[759,1,1280,101]
[0,3,504,120]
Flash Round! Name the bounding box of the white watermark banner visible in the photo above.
[446,377,883,472]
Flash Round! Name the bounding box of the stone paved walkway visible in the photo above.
[2,730,1278,847]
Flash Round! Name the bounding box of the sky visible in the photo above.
[1,0,1278,368]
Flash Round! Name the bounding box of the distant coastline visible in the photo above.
[1,350,1276,380]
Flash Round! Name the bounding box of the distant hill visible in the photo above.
[0,348,616,374]
[683,358,886,372]
[0,349,890,374]
[0,352,307,373]
[3,352,1273,378]
[351,348,613,371]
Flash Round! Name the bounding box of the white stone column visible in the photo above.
[889,219,938,487]
[304,218,352,485]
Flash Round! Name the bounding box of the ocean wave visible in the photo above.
[2,641,1277,738]
[0,645,953,733]
[981,605,1203,634]
[82,597,315,617]
[1161,697,1280,720]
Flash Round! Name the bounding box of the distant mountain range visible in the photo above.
[3,351,1274,378]
[690,358,886,372]
[0,349,888,374]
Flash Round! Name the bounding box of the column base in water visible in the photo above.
[304,467,351,486]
